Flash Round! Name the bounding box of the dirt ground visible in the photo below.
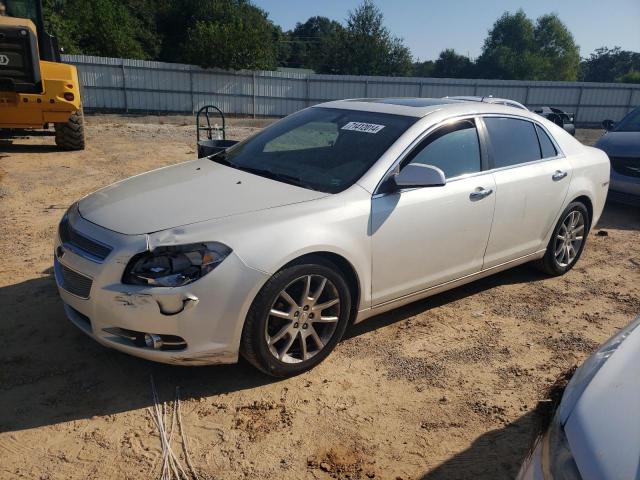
[0,115,638,480]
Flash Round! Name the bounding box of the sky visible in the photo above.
[252,0,640,61]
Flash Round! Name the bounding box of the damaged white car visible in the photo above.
[55,98,610,377]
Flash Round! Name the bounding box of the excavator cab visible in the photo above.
[0,0,85,150]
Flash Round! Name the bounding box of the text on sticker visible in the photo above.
[341,122,385,133]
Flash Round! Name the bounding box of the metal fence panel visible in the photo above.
[63,54,640,126]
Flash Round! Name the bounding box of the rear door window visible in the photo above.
[484,117,542,168]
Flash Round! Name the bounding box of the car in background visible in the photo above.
[518,316,640,480]
[54,98,609,377]
[595,106,640,206]
[447,96,576,136]
[532,106,576,136]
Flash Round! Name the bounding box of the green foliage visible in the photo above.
[322,1,413,76]
[475,10,579,80]
[281,16,344,70]
[43,0,159,59]
[432,49,474,78]
[580,47,640,82]
[617,70,640,84]
[178,0,278,70]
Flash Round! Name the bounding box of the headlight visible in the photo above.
[558,316,640,422]
[545,412,581,480]
[123,242,232,287]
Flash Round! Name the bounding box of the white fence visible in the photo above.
[63,54,640,127]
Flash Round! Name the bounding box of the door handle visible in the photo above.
[552,170,568,181]
[469,187,493,201]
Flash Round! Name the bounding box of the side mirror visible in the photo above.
[393,164,446,190]
[602,119,615,131]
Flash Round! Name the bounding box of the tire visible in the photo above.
[54,110,85,151]
[537,202,590,276]
[240,258,352,377]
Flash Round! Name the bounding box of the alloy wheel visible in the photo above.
[265,274,341,363]
[554,210,585,267]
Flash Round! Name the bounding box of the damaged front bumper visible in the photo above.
[53,208,269,365]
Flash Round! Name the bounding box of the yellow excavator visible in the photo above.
[0,0,84,150]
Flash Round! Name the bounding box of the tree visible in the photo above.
[160,0,279,70]
[412,60,435,77]
[617,70,640,84]
[282,16,344,70]
[43,0,159,59]
[475,10,580,81]
[534,14,580,80]
[432,49,474,78]
[580,47,640,82]
[324,0,413,76]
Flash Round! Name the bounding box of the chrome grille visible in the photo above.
[58,262,93,298]
[610,157,640,179]
[59,216,113,261]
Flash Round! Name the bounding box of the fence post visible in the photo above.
[627,88,635,113]
[121,63,128,113]
[252,71,257,119]
[306,76,311,107]
[524,85,531,106]
[189,68,194,115]
[419,82,424,98]
[365,79,369,97]
[473,81,478,96]
[575,86,584,125]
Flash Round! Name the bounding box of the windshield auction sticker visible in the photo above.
[341,122,385,133]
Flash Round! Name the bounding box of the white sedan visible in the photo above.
[54,98,610,376]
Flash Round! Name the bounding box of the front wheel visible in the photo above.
[538,202,590,276]
[240,259,352,377]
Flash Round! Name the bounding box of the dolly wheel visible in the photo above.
[55,110,85,151]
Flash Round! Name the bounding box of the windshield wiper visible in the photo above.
[237,166,315,190]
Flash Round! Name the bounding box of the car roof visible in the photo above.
[315,97,534,118]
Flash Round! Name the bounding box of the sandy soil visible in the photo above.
[0,116,638,480]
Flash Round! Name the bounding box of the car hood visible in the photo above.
[564,319,640,480]
[594,131,640,156]
[78,159,328,234]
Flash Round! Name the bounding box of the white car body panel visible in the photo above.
[371,172,496,304]
[564,325,640,480]
[55,98,610,365]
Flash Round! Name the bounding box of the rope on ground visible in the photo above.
[147,375,199,480]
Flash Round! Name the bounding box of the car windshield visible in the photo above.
[614,108,640,132]
[213,107,417,193]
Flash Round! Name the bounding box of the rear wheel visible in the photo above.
[240,259,351,377]
[55,110,85,151]
[538,202,590,276]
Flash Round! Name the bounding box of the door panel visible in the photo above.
[483,158,572,268]
[371,174,496,305]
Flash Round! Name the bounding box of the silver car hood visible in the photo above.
[564,323,640,479]
[595,131,640,156]
[78,159,328,234]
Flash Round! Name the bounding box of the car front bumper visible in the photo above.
[54,209,269,365]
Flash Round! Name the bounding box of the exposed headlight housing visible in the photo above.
[123,242,232,287]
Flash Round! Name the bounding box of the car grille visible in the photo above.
[59,216,113,261]
[58,262,93,298]
[610,157,640,179]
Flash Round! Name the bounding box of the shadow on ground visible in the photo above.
[0,201,635,436]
